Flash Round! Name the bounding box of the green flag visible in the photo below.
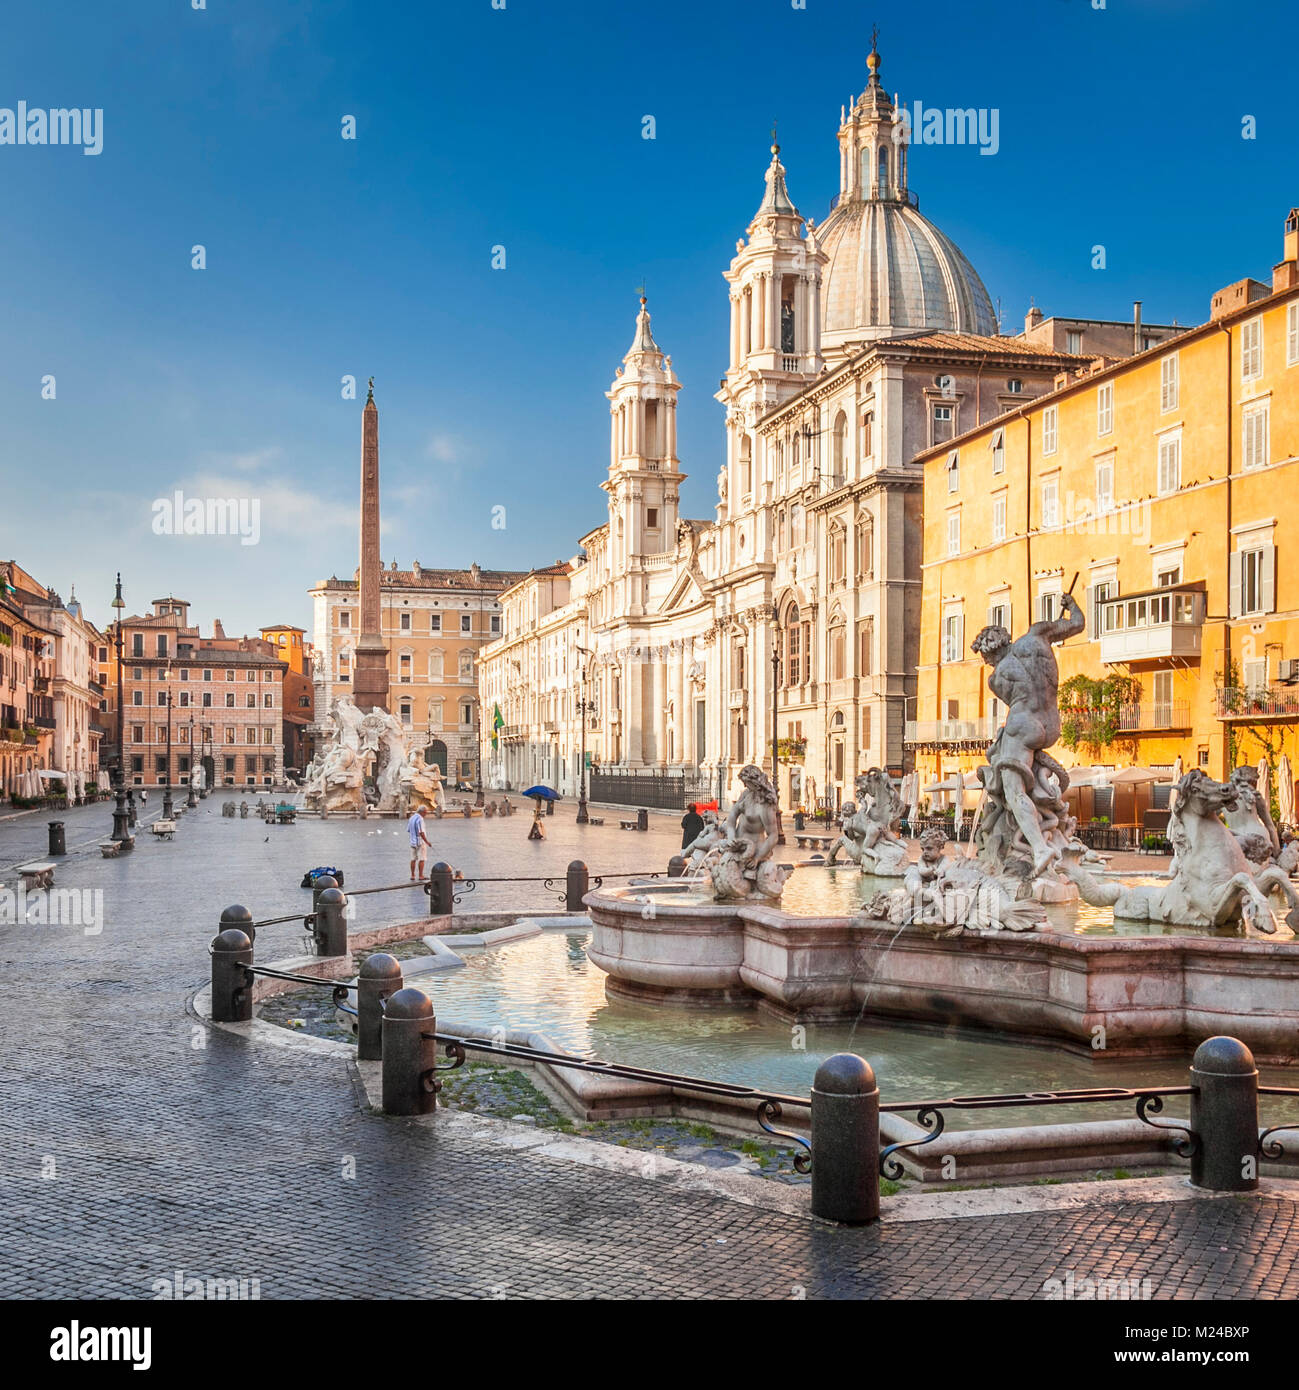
[491,703,504,750]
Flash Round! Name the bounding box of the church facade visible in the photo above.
[479,47,1090,812]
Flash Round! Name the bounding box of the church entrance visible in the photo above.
[424,740,448,776]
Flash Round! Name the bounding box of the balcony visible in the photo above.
[1117,702,1192,732]
[728,687,747,709]
[1098,584,1205,665]
[1216,687,1299,722]
[905,716,1000,751]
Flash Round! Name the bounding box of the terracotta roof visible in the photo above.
[878,329,1088,359]
[315,567,529,592]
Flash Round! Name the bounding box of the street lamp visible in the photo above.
[109,573,133,848]
[575,645,597,824]
[159,663,174,819]
[186,708,197,808]
[770,603,784,845]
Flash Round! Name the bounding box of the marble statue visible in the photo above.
[190,762,205,793]
[826,800,866,866]
[303,696,424,815]
[683,809,725,872]
[870,828,1046,934]
[971,593,1085,885]
[1061,769,1299,934]
[843,769,908,877]
[707,764,791,902]
[1223,765,1282,860]
[399,749,446,814]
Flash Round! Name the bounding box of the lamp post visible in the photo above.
[474,700,484,807]
[575,645,596,824]
[109,574,133,847]
[159,663,174,819]
[186,709,197,808]
[770,603,784,845]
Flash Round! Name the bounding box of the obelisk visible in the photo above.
[352,377,390,712]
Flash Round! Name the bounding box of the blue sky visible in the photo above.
[0,0,1294,638]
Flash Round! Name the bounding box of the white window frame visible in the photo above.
[1288,302,1299,367]
[1042,404,1058,456]
[942,612,964,664]
[1095,455,1115,513]
[1241,316,1264,382]
[946,449,960,493]
[1160,353,1179,412]
[1243,400,1270,471]
[989,427,1005,475]
[992,491,1007,544]
[1097,381,1113,436]
[946,509,961,557]
[1041,475,1060,529]
[1157,427,1182,496]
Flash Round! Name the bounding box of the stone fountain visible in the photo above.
[301,695,442,816]
[583,593,1299,1061]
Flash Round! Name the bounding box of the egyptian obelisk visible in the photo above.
[352,377,390,712]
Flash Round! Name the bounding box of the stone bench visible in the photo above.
[150,819,177,840]
[17,862,55,889]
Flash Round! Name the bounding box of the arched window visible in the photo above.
[878,146,890,197]
[832,411,847,485]
[740,434,752,498]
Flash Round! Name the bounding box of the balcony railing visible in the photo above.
[905,716,1000,749]
[728,687,747,709]
[1116,702,1192,732]
[1216,687,1299,721]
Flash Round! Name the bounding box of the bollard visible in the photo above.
[667,854,686,878]
[219,902,256,948]
[794,810,805,832]
[1190,1035,1260,1192]
[811,1052,880,1225]
[565,860,589,912]
[546,798,554,816]
[311,874,338,917]
[427,861,454,916]
[210,924,254,1023]
[381,987,439,1116]
[314,886,349,957]
[357,953,403,1060]
[637,807,648,831]
[48,820,66,856]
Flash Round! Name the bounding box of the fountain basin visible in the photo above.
[585,887,1299,1063]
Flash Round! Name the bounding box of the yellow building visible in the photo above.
[912,211,1299,804]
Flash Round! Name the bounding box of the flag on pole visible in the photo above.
[491,703,504,750]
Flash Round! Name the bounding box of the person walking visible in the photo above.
[681,802,704,850]
[408,804,432,880]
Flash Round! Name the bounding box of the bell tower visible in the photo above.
[603,295,683,614]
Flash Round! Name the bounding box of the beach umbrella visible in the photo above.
[1278,753,1295,830]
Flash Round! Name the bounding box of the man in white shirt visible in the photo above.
[408,804,432,881]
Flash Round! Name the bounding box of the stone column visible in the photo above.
[740,288,752,362]
[667,647,682,766]
[755,274,766,350]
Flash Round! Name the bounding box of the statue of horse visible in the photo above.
[1061,769,1299,934]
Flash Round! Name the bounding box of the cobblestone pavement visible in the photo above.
[1,801,1296,1300]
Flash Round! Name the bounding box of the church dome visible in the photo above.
[816,40,997,352]
[817,198,996,349]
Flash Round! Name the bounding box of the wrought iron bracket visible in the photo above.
[879,1107,946,1179]
[757,1100,811,1173]
[1135,1093,1198,1157]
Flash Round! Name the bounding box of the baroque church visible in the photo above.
[479,45,1085,811]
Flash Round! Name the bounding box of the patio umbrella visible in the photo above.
[1167,754,1184,811]
[1108,766,1162,786]
[522,785,559,800]
[1278,753,1295,830]
[1257,759,1271,807]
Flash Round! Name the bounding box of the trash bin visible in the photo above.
[48,820,66,856]
[794,810,805,832]
[637,807,648,832]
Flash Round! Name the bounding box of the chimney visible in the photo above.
[1133,301,1143,353]
[212,618,225,639]
[1273,208,1299,293]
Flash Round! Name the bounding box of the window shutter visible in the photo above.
[1228,551,1243,619]
[1261,545,1277,614]
[955,614,965,659]
[1085,585,1096,638]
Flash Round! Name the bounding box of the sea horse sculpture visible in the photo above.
[1061,769,1299,934]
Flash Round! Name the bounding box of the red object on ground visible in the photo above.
[693,800,719,812]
